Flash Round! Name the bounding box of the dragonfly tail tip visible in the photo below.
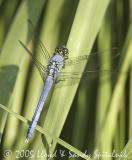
[25,138,29,143]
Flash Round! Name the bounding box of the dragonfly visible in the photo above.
[19,21,119,142]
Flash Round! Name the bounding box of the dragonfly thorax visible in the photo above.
[47,54,64,80]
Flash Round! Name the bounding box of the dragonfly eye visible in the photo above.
[63,48,69,59]
[55,45,69,58]
[55,45,69,59]
[55,47,60,53]
[64,48,69,54]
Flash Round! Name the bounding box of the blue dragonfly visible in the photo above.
[19,21,119,142]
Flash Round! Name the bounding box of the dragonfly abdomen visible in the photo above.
[26,54,65,142]
[26,76,53,142]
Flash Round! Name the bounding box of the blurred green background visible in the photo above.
[0,0,132,160]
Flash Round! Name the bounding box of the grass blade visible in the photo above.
[43,0,111,155]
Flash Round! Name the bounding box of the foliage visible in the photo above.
[0,0,131,159]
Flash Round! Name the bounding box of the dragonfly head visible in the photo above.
[55,45,69,59]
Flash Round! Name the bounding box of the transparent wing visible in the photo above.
[19,40,47,81]
[64,48,120,66]
[55,69,117,87]
[28,19,51,61]
[55,47,120,86]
